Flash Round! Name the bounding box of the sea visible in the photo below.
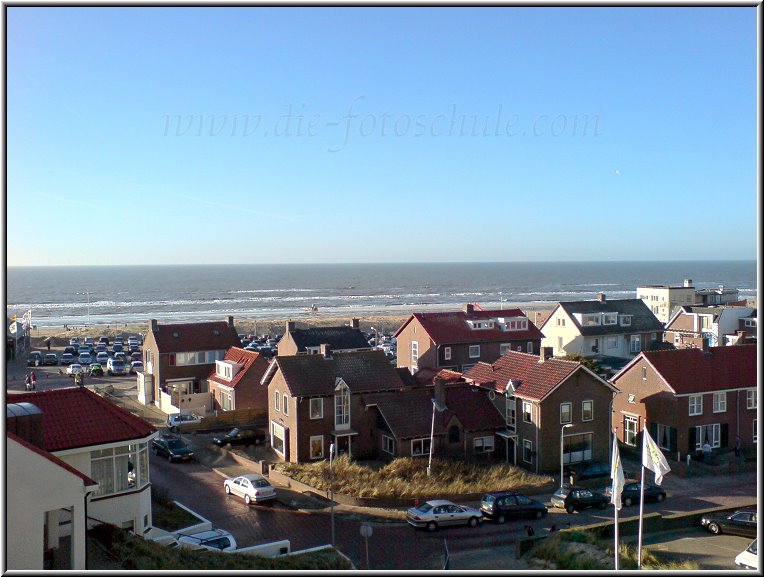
[4,261,757,329]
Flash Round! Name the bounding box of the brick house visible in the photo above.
[140,317,241,413]
[277,318,371,356]
[394,304,544,374]
[464,350,618,476]
[539,294,665,363]
[264,347,405,463]
[726,311,757,345]
[610,344,757,460]
[664,305,754,349]
[206,347,271,411]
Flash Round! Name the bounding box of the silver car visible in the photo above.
[223,473,277,505]
[406,499,483,531]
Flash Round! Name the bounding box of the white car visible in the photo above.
[130,360,144,374]
[173,529,237,552]
[166,412,202,432]
[66,363,85,377]
[223,473,277,505]
[736,539,758,570]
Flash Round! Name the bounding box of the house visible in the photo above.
[610,344,757,460]
[264,346,405,462]
[463,350,618,475]
[206,347,272,411]
[539,294,664,364]
[7,388,157,562]
[664,305,754,349]
[6,430,97,570]
[726,311,757,345]
[637,279,697,324]
[394,304,544,373]
[140,317,241,415]
[277,318,371,356]
[362,371,506,461]
[695,285,740,306]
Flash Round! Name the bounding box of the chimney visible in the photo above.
[538,346,553,363]
[150,319,158,332]
[463,303,475,315]
[684,279,693,288]
[433,376,447,411]
[351,318,360,329]
[228,316,234,328]
[320,343,332,359]
[286,320,296,333]
[597,292,606,302]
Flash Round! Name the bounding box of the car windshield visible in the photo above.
[228,428,239,436]
[482,495,496,505]
[416,503,434,513]
[167,439,184,449]
[554,488,570,498]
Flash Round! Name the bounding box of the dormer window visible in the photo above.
[581,314,601,326]
[215,360,242,382]
[620,315,632,327]
[603,313,617,325]
[467,320,493,330]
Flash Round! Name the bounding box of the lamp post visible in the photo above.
[427,396,447,477]
[371,326,378,347]
[329,443,336,547]
[560,423,573,488]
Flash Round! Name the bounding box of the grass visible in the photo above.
[275,455,554,499]
[88,523,353,570]
[151,485,201,532]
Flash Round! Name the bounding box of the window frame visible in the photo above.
[444,346,451,361]
[747,389,757,410]
[473,435,495,454]
[712,392,726,414]
[582,400,593,422]
[411,437,431,457]
[282,393,289,416]
[688,394,703,416]
[309,435,324,460]
[468,344,480,358]
[309,397,323,420]
[411,341,419,368]
[560,402,572,424]
[274,389,281,412]
[624,416,638,446]
[382,435,395,455]
[522,439,533,463]
[522,401,532,424]
[500,343,512,356]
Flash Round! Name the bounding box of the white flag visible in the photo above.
[642,428,671,485]
[610,435,625,509]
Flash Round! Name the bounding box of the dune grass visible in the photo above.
[276,455,554,499]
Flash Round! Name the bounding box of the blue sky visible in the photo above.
[6,7,758,265]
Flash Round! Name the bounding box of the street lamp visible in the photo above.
[329,443,336,547]
[427,396,448,477]
[560,423,573,488]
[370,326,378,347]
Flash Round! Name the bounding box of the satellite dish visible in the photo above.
[488,390,496,401]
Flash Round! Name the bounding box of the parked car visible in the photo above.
[78,352,93,365]
[213,427,267,447]
[174,529,237,552]
[701,509,757,538]
[84,337,94,347]
[43,353,59,366]
[167,412,202,432]
[63,346,78,356]
[66,363,85,377]
[223,473,277,505]
[152,434,194,462]
[97,336,109,346]
[69,337,80,347]
[112,343,124,354]
[106,358,129,376]
[551,486,609,513]
[88,363,104,377]
[130,360,144,374]
[130,351,142,362]
[407,499,482,531]
[736,539,758,570]
[567,461,614,482]
[94,344,108,354]
[605,481,666,507]
[77,346,91,356]
[27,352,43,367]
[61,353,75,365]
[113,337,124,347]
[96,352,109,365]
[113,352,127,362]
[128,344,140,354]
[480,491,547,523]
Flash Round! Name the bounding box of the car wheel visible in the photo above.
[468,516,479,528]
[624,497,633,507]
[224,485,231,495]
[566,505,575,514]
[656,493,665,503]
[534,510,544,519]
[245,494,251,505]
[708,522,720,535]
[497,514,506,525]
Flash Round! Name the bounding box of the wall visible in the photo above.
[540,309,582,357]
[395,318,434,371]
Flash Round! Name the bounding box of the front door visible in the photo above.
[335,435,351,458]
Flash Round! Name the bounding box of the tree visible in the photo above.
[563,354,602,374]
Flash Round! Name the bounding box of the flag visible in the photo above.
[610,435,625,509]
[642,428,671,485]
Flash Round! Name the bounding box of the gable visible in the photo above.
[150,320,241,354]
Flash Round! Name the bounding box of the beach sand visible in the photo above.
[29,304,556,347]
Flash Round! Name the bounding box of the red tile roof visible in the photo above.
[9,388,156,452]
[463,351,588,401]
[207,347,270,389]
[150,320,241,354]
[444,384,505,432]
[394,309,544,345]
[8,431,97,486]
[620,344,757,395]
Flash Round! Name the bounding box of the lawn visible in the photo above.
[151,485,200,531]
[275,455,554,499]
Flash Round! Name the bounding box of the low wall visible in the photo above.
[237,540,291,557]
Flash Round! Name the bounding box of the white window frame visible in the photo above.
[309,397,323,420]
[747,389,757,409]
[526,341,533,353]
[382,435,395,455]
[522,401,532,424]
[582,400,593,422]
[411,341,419,368]
[500,343,512,356]
[469,344,480,358]
[712,392,726,413]
[560,402,572,424]
[522,439,533,463]
[473,436,495,454]
[274,389,281,412]
[411,437,430,457]
[624,416,638,446]
[603,313,617,325]
[282,394,289,416]
[309,435,324,459]
[630,335,641,353]
[689,394,703,416]
[334,382,350,428]
[271,421,286,457]
[607,336,617,350]
[444,346,451,361]
[695,423,720,449]
[642,366,647,380]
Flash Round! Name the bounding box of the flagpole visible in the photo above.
[614,495,619,570]
[637,431,647,569]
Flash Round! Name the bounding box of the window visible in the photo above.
[701,316,711,329]
[309,398,323,419]
[656,424,672,451]
[309,436,324,459]
[220,391,232,411]
[712,392,726,413]
[651,333,657,341]
[500,343,512,356]
[271,422,286,457]
[557,336,564,352]
[522,439,533,463]
[607,336,617,350]
[507,397,516,428]
[745,319,757,327]
[562,433,592,464]
[411,438,431,457]
[274,389,281,412]
[382,435,395,455]
[689,395,703,416]
[90,442,148,498]
[411,341,419,368]
[695,423,720,449]
[444,346,451,361]
[630,335,641,353]
[282,394,289,416]
[628,394,636,404]
[523,401,532,423]
[560,402,572,424]
[642,366,647,380]
[624,416,638,446]
[674,333,682,345]
[582,400,593,421]
[621,316,632,326]
[556,318,566,327]
[527,341,533,353]
[474,436,495,454]
[603,313,617,325]
[469,345,480,358]
[516,345,522,352]
[334,382,350,427]
[461,363,476,372]
[747,390,757,409]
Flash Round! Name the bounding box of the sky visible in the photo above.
[5,7,759,266]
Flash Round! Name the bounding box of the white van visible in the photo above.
[106,357,129,376]
[167,412,202,432]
